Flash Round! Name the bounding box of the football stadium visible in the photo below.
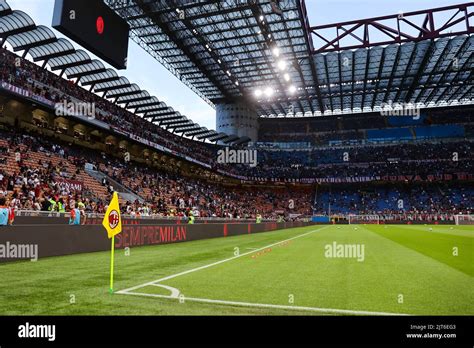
[0,0,473,333]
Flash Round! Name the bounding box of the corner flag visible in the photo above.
[102,192,122,294]
[102,192,122,239]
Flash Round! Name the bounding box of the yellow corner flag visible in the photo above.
[102,192,122,294]
[102,191,122,239]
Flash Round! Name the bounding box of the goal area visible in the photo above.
[454,214,474,225]
[348,215,380,224]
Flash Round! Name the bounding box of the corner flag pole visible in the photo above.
[109,236,115,294]
[102,191,122,295]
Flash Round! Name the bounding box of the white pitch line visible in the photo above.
[119,291,410,316]
[117,225,411,316]
[149,283,180,298]
[116,226,328,294]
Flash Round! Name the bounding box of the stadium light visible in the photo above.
[272,47,280,57]
[264,87,274,97]
[254,89,262,98]
[277,60,287,71]
[289,85,297,94]
[284,73,290,81]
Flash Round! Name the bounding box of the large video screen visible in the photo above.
[52,0,129,69]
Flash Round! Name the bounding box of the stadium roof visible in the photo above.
[106,0,474,117]
[0,0,247,145]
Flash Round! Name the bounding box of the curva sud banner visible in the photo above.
[244,172,474,184]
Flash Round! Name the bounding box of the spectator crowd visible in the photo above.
[0,47,472,218]
[0,129,312,219]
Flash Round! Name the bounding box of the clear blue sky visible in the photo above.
[6,0,464,129]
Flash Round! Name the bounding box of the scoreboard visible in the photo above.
[52,0,129,70]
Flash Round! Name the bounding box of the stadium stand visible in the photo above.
[0,0,472,221]
[258,108,473,145]
[0,48,220,165]
[313,184,473,216]
[0,129,313,218]
[1,118,472,217]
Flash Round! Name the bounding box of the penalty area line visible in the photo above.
[118,291,410,316]
[116,226,329,294]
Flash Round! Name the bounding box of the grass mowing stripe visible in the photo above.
[382,224,474,237]
[0,225,320,315]
[365,225,473,276]
[155,225,473,315]
[0,224,471,315]
[117,226,328,293]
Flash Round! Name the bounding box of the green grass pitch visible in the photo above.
[0,224,472,315]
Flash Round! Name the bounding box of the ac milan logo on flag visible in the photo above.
[108,210,119,229]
